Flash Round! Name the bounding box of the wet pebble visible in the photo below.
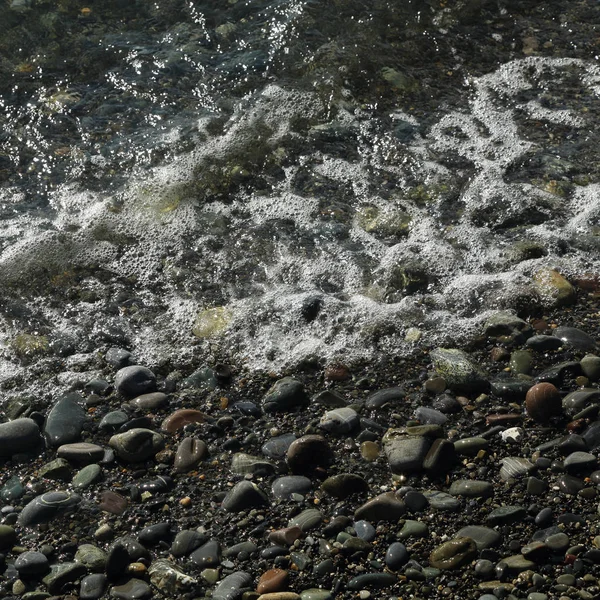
[109,428,164,462]
[44,393,86,447]
[319,407,359,434]
[263,377,308,413]
[0,418,41,456]
[14,551,49,577]
[526,383,563,422]
[110,577,152,599]
[222,480,269,512]
[429,537,477,569]
[553,326,597,352]
[18,490,81,526]
[286,435,333,474]
[385,542,409,570]
[114,366,157,398]
[272,476,312,499]
[321,473,369,499]
[174,437,208,472]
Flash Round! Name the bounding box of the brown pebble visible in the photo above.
[324,364,350,381]
[179,496,192,507]
[268,526,302,546]
[98,491,128,515]
[525,383,562,423]
[424,377,446,394]
[257,569,289,594]
[360,441,380,461]
[161,409,208,434]
[257,593,300,600]
[490,347,510,362]
[286,435,334,475]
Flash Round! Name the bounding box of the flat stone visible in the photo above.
[486,505,526,526]
[556,474,585,495]
[257,568,289,594]
[526,334,563,352]
[262,377,308,413]
[299,590,333,600]
[414,406,447,425]
[0,525,16,549]
[0,418,41,456]
[110,577,152,599]
[212,571,252,600]
[454,437,489,456]
[288,509,323,532]
[272,476,312,499]
[15,551,49,576]
[500,457,535,480]
[564,451,597,473]
[130,392,168,410]
[449,480,493,498]
[423,490,461,511]
[366,387,405,409]
[354,492,405,522]
[99,411,129,432]
[39,458,72,481]
[319,407,359,434]
[268,527,303,546]
[321,473,369,499]
[161,409,207,434]
[429,537,477,569]
[262,434,296,459]
[190,539,221,568]
[554,326,597,352]
[231,453,275,477]
[44,393,86,447]
[398,520,428,540]
[347,573,397,589]
[75,544,107,572]
[18,491,81,526]
[57,442,105,465]
[109,428,164,462]
[114,366,156,398]
[174,437,208,473]
[383,430,430,474]
[42,562,87,595]
[98,490,128,515]
[499,554,536,574]
[456,526,501,550]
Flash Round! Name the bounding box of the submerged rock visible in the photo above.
[429,348,490,393]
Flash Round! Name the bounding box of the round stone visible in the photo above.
[526,383,562,422]
[108,429,164,462]
[18,491,81,526]
[14,551,49,576]
[385,542,409,570]
[286,435,333,474]
[114,366,156,398]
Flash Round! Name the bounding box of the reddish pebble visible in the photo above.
[525,383,562,423]
[161,409,207,434]
[257,568,289,594]
[98,491,128,515]
[324,364,350,381]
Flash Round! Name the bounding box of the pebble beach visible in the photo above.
[0,282,599,600]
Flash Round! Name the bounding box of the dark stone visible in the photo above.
[114,366,156,398]
[222,480,268,512]
[80,573,108,600]
[553,326,597,352]
[286,435,333,474]
[138,522,173,546]
[14,551,49,577]
[110,577,152,599]
[385,542,409,570]
[366,387,405,409]
[44,393,86,447]
[171,530,208,557]
[423,438,458,475]
[174,437,208,473]
[190,539,221,568]
[18,491,81,526]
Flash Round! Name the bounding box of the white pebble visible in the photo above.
[501,427,524,443]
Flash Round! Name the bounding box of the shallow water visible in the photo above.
[1,0,600,394]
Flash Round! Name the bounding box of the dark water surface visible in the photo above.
[1,0,600,393]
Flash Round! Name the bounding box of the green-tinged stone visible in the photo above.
[300,589,334,600]
[0,476,24,502]
[356,204,411,238]
[192,307,231,338]
[533,268,575,307]
[429,537,477,569]
[510,350,532,375]
[42,562,87,594]
[430,348,489,393]
[499,554,536,574]
[72,464,102,489]
[581,355,600,381]
[201,569,220,584]
[11,333,49,357]
[74,544,107,572]
[0,525,16,549]
[454,437,489,456]
[398,520,428,540]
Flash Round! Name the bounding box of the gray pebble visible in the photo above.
[114,366,156,397]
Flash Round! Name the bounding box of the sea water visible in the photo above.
[0,0,599,397]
